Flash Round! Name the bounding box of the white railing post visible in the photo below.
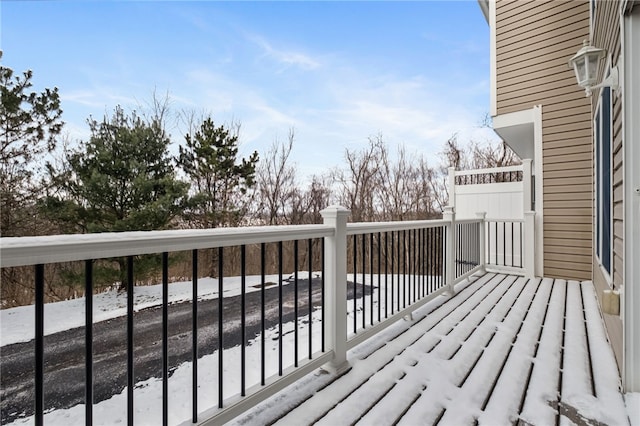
[448,167,456,209]
[476,212,487,272]
[320,205,351,373]
[524,211,535,279]
[522,159,533,212]
[443,206,456,294]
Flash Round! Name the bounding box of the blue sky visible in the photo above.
[1,1,494,178]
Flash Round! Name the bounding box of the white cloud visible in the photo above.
[248,34,321,71]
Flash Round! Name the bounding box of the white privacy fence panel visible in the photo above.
[448,159,532,222]
[455,182,524,221]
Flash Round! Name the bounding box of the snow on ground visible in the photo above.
[3,271,435,425]
[6,306,326,426]
[0,273,302,346]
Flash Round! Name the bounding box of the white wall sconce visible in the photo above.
[569,40,620,97]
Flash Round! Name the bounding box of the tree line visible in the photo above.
[1,60,518,307]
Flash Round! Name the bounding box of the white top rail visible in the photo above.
[0,225,333,268]
[346,219,448,236]
[484,218,525,223]
[454,164,523,176]
[1,217,469,268]
[455,218,485,225]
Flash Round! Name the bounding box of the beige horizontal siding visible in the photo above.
[544,144,591,158]
[544,192,591,201]
[545,266,591,281]
[495,0,593,280]
[497,1,583,38]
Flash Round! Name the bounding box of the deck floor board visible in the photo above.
[234,273,629,426]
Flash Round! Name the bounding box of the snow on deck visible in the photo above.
[232,273,629,426]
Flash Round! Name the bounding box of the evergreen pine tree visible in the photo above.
[178,117,258,228]
[45,106,189,290]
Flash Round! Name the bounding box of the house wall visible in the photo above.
[591,0,624,371]
[495,0,593,280]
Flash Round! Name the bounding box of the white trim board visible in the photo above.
[623,3,640,393]
[489,0,497,117]
[492,106,544,278]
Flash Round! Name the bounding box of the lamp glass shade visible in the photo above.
[569,42,606,90]
[573,59,587,85]
[586,53,602,85]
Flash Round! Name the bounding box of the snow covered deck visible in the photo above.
[232,272,629,426]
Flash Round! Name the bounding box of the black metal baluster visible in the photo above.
[466,224,470,273]
[442,227,446,286]
[416,228,419,300]
[321,238,326,352]
[370,233,374,326]
[407,229,412,303]
[294,240,299,367]
[402,230,406,309]
[261,243,266,386]
[35,264,44,426]
[353,235,357,333]
[456,225,460,278]
[278,241,283,376]
[396,230,400,312]
[490,222,494,265]
[384,232,388,318]
[192,250,198,421]
[428,228,433,293]
[377,232,381,323]
[460,224,463,277]
[474,223,479,267]
[85,260,93,426]
[419,228,423,297]
[466,224,470,272]
[461,224,465,276]
[162,252,169,426]
[390,231,395,315]
[399,230,403,311]
[503,221,506,267]
[241,246,246,397]
[362,233,366,330]
[412,229,416,302]
[418,228,427,298]
[471,223,475,271]
[218,247,223,409]
[454,224,466,278]
[511,222,514,267]
[127,256,134,426]
[437,227,441,289]
[308,238,313,359]
[494,221,498,265]
[423,229,428,295]
[520,222,523,268]
[434,227,438,290]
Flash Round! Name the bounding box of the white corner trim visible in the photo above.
[490,0,497,117]
[533,105,544,278]
[623,4,640,393]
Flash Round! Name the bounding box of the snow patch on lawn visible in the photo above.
[1,274,284,347]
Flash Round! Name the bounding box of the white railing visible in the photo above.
[0,205,533,426]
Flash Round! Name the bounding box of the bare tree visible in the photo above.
[332,135,385,222]
[255,129,300,225]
